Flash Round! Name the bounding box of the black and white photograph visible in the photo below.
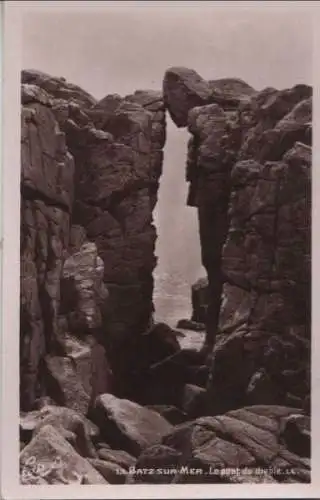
[1,1,319,498]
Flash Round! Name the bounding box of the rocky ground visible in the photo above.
[19,68,311,484]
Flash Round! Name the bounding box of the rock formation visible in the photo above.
[19,67,311,484]
[163,66,311,415]
[20,70,167,410]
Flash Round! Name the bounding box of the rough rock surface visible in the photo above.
[160,405,310,483]
[20,424,107,484]
[92,393,173,457]
[163,67,213,127]
[70,89,166,396]
[96,448,136,470]
[20,85,74,411]
[20,404,99,446]
[20,70,166,409]
[132,444,183,484]
[20,66,311,485]
[163,68,256,128]
[163,67,311,414]
[207,105,311,413]
[88,458,127,483]
[60,242,108,332]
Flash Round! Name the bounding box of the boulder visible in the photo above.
[20,424,107,484]
[20,405,99,457]
[92,393,173,456]
[163,67,212,127]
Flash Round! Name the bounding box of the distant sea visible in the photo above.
[153,270,205,351]
[153,121,206,351]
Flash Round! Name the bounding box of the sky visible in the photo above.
[21,3,313,303]
[22,4,312,98]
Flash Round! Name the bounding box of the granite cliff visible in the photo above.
[163,67,311,415]
[19,68,311,484]
[20,70,167,410]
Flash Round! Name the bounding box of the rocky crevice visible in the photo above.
[19,67,311,484]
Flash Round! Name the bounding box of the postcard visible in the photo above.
[1,1,319,498]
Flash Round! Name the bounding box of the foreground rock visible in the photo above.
[160,405,310,483]
[20,405,99,458]
[97,447,136,471]
[132,444,183,484]
[88,458,127,483]
[92,394,173,456]
[20,424,107,484]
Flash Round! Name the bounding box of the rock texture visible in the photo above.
[20,66,311,485]
[20,404,98,458]
[20,70,166,409]
[20,424,107,484]
[163,66,311,414]
[161,405,310,484]
[92,394,173,457]
[124,405,310,484]
[20,85,74,410]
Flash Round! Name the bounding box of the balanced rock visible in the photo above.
[163,67,212,127]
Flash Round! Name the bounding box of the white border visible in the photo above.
[1,1,320,498]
